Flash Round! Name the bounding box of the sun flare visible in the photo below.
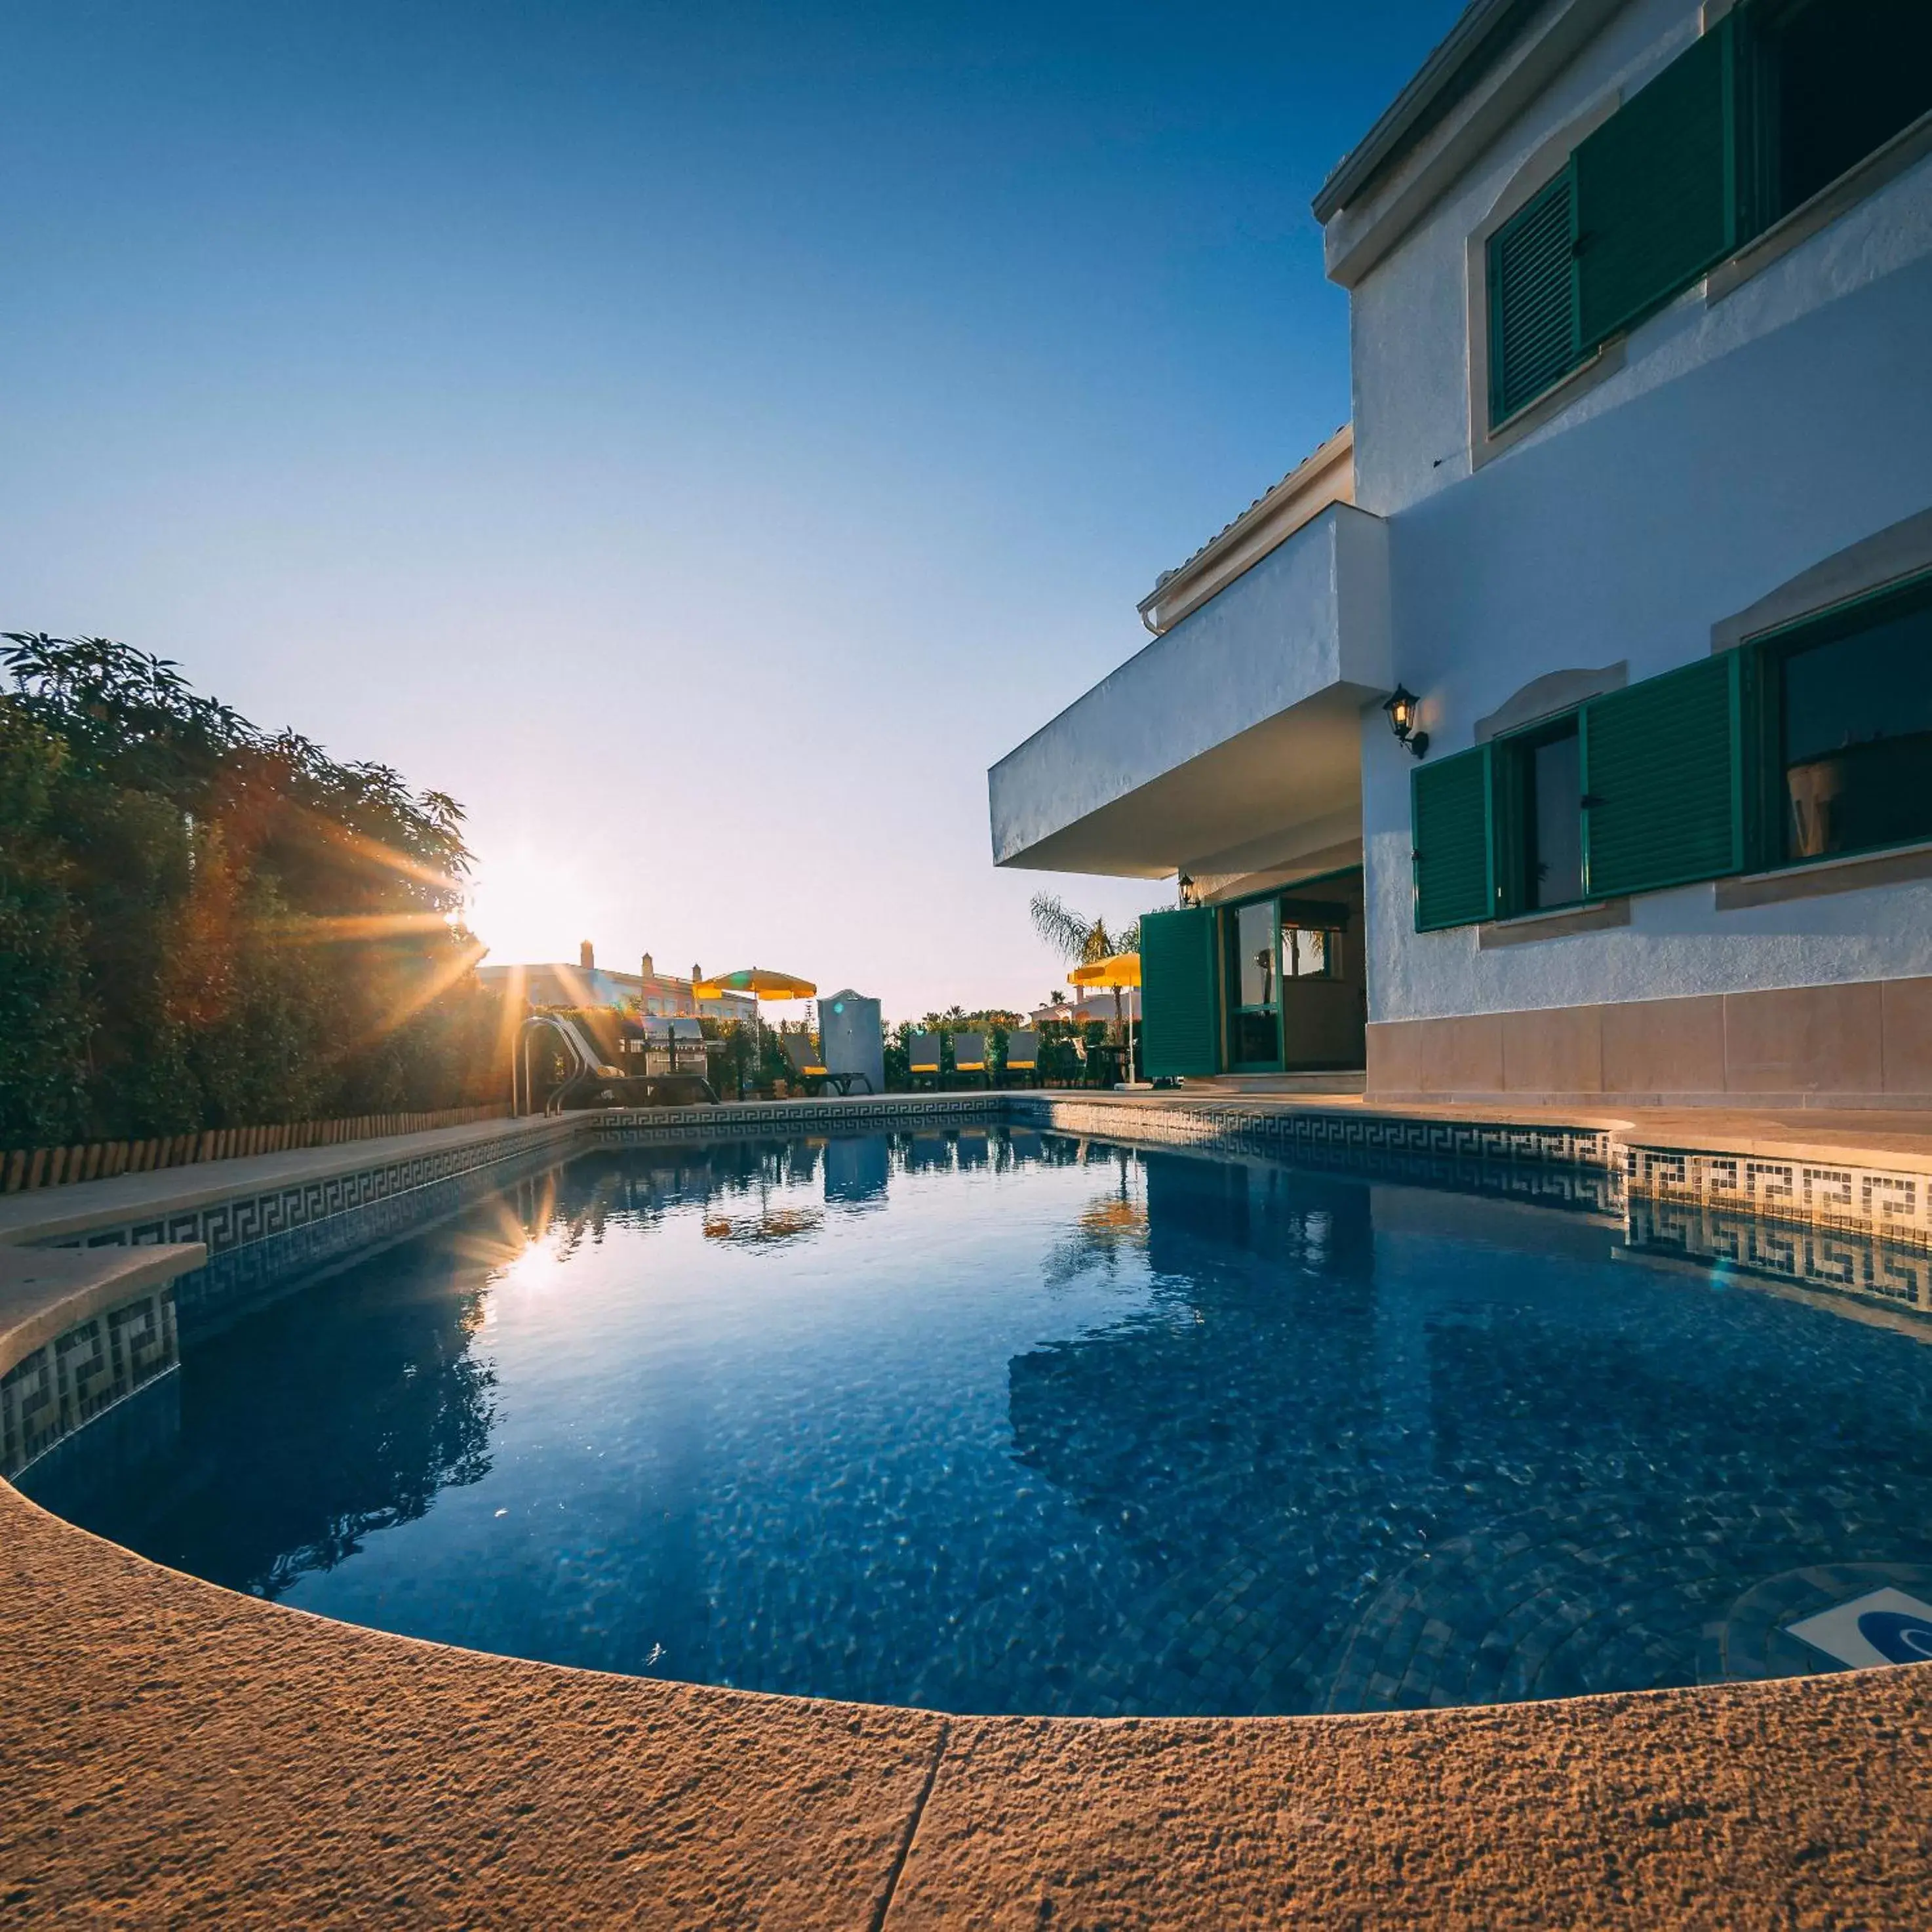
[465,842,608,966]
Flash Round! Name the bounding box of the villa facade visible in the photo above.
[990,0,1932,1105]
[479,948,759,1027]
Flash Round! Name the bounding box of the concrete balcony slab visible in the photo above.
[988,502,1392,878]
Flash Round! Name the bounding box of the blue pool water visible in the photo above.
[30,1129,1932,1716]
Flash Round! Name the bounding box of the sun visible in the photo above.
[465,841,608,966]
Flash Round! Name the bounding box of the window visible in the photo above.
[1411,578,1932,932]
[1767,576,1932,863]
[1226,899,1279,1067]
[1282,924,1341,979]
[1412,655,1745,932]
[1483,0,1931,431]
[1752,0,1932,220]
[1506,719,1585,911]
[1234,901,1275,1006]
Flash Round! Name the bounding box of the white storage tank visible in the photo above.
[819,989,884,1096]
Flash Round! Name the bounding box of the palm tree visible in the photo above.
[1028,894,1141,1038]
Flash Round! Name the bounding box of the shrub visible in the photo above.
[0,633,507,1143]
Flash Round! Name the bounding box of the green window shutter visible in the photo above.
[1139,907,1219,1078]
[1412,745,1495,932]
[1581,654,1743,897]
[1575,17,1737,348]
[1488,168,1582,426]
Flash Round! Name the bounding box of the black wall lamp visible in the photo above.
[1382,685,1429,759]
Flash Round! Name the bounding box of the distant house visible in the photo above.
[1031,991,1140,1029]
[480,945,759,1027]
[991,0,1932,1104]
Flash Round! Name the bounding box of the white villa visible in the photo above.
[989,0,1932,1106]
[479,947,758,1027]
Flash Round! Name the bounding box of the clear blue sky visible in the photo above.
[3,0,1461,1019]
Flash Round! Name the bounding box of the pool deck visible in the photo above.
[5,1098,1932,1925]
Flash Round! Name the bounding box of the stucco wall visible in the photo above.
[1349,0,1932,522]
[1361,243,1932,1025]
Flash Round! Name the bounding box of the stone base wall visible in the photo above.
[1367,975,1932,1108]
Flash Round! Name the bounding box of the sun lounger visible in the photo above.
[781,1032,871,1097]
[1002,1030,1040,1087]
[908,1032,943,1090]
[951,1033,989,1088]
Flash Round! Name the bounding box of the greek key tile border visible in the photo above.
[1012,1098,1617,1169]
[1625,1145,1932,1251]
[1,1284,178,1478]
[1627,1198,1932,1316]
[36,1117,574,1255]
[1008,1099,1624,1217]
[33,1117,580,1335]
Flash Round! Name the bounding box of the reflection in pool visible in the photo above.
[27,1130,1932,1716]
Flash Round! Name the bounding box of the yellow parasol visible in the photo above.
[1067,952,1145,1086]
[692,967,818,1003]
[1067,953,1141,989]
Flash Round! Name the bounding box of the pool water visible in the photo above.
[31,1130,1932,1716]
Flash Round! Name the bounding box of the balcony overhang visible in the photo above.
[989,503,1392,879]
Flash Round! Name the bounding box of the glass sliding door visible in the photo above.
[1225,899,1281,1070]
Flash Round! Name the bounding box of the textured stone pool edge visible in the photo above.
[5,1469,1930,1927]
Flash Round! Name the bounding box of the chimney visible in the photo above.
[641,952,654,979]
[580,940,595,970]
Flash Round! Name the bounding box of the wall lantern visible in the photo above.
[1177,873,1199,908]
[1381,686,1429,759]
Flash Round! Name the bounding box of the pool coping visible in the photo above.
[5,1096,1932,1923]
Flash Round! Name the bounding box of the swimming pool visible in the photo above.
[28,1127,1932,1716]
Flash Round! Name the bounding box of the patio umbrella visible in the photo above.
[691,968,818,1002]
[1068,952,1144,1088]
[692,969,819,1097]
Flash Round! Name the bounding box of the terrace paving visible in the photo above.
[5,1470,1930,1927]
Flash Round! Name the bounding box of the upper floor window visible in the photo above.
[1756,0,1931,217]
[1485,0,1932,431]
